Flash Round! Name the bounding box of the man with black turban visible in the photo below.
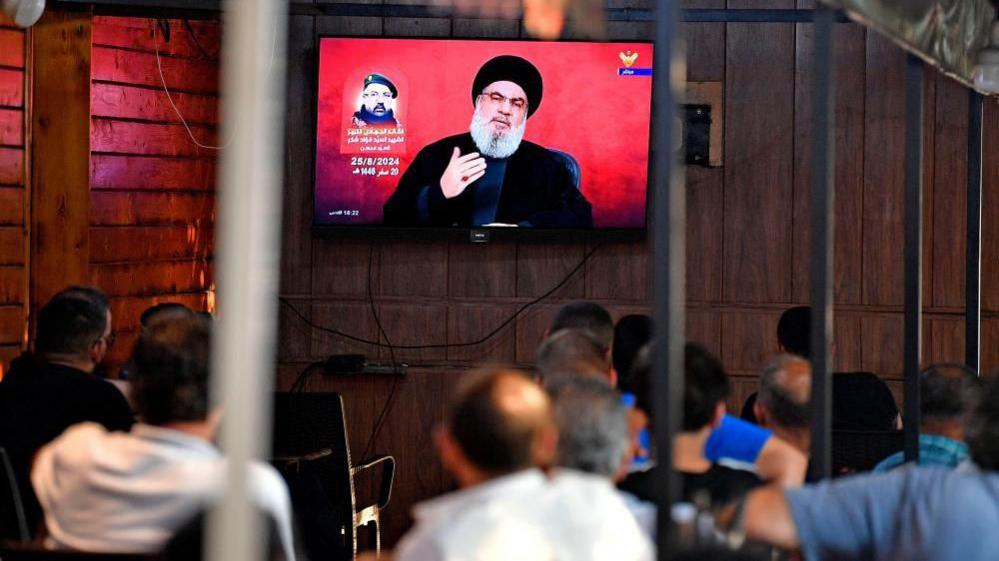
[352,73,401,128]
[383,55,592,228]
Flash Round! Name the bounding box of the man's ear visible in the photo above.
[608,366,618,388]
[753,401,768,428]
[709,402,726,429]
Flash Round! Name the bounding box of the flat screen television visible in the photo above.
[313,37,654,237]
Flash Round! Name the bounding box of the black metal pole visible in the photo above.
[808,4,835,481]
[966,90,983,373]
[651,0,685,554]
[903,54,923,463]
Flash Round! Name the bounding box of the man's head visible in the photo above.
[468,55,542,159]
[140,302,193,332]
[131,314,212,426]
[776,306,811,358]
[536,328,612,384]
[359,73,397,118]
[613,314,652,394]
[35,286,112,371]
[437,369,555,487]
[920,363,982,438]
[755,355,812,433]
[964,377,999,470]
[548,301,614,354]
[683,343,730,432]
[547,376,629,479]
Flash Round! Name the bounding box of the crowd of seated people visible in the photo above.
[0,289,990,561]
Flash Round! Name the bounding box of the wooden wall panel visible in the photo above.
[376,241,448,298]
[0,305,21,343]
[720,310,782,375]
[0,22,22,365]
[585,242,649,301]
[312,239,374,297]
[88,16,219,368]
[309,301,381,359]
[930,76,968,309]
[860,314,903,378]
[723,22,794,303]
[448,243,516,298]
[0,186,21,224]
[980,100,999,312]
[0,267,23,305]
[515,242,585,299]
[686,167,723,303]
[445,303,517,363]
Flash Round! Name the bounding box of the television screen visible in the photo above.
[314,38,654,231]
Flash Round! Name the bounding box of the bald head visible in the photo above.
[758,355,812,430]
[536,328,612,384]
[448,369,554,474]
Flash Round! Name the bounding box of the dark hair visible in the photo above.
[132,314,212,425]
[547,376,628,477]
[448,369,549,474]
[758,355,811,429]
[140,302,192,329]
[612,314,653,394]
[683,343,730,431]
[777,306,811,358]
[35,286,110,357]
[549,301,613,354]
[920,363,982,423]
[627,342,730,432]
[966,377,999,470]
[536,328,610,383]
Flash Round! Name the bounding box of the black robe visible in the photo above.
[383,132,593,228]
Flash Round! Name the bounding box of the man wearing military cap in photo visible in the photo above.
[383,55,592,228]
[352,72,401,128]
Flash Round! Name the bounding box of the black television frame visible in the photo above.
[309,34,655,243]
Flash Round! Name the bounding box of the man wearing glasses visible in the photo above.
[384,55,592,228]
[352,73,402,129]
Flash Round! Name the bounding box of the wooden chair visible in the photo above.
[0,446,29,542]
[271,392,395,561]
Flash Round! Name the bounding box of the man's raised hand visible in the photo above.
[440,147,486,199]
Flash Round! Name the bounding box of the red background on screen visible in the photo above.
[315,38,654,228]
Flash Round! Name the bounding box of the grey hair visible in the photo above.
[758,354,811,428]
[547,376,629,477]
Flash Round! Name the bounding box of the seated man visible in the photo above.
[0,286,134,535]
[754,355,812,454]
[874,363,981,472]
[620,344,766,507]
[739,376,999,561]
[394,368,651,561]
[31,314,295,559]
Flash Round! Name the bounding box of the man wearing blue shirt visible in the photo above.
[740,377,999,561]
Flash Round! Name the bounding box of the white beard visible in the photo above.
[469,105,525,159]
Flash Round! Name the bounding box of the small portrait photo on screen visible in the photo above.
[315,39,654,229]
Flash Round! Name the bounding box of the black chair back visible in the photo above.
[0,446,28,541]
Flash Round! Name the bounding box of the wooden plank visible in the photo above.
[514,303,559,364]
[108,292,210,334]
[515,242,585,299]
[686,309,721,358]
[585,242,649,301]
[0,147,23,184]
[722,21,794,303]
[91,46,219,94]
[982,318,999,374]
[309,301,381,360]
[0,68,22,107]
[445,303,517,363]
[861,34,906,307]
[983,99,999,313]
[0,227,22,265]
[279,15,316,296]
[91,191,214,226]
[685,22,724,82]
[376,241,448,298]
[90,225,213,263]
[92,17,220,60]
[91,119,218,158]
[0,186,21,225]
[90,154,216,191]
[276,300,311,362]
[0,108,22,146]
[720,310,782,374]
[0,266,23,305]
[374,304,447,363]
[0,29,24,69]
[686,167,722,302]
[91,260,213,297]
[926,316,964,366]
[833,312,863,372]
[447,242,516,298]
[929,76,968,309]
[30,11,93,309]
[0,305,21,343]
[311,239,372,298]
[0,344,20,377]
[859,314,904,378]
[91,83,218,125]
[791,22,866,305]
